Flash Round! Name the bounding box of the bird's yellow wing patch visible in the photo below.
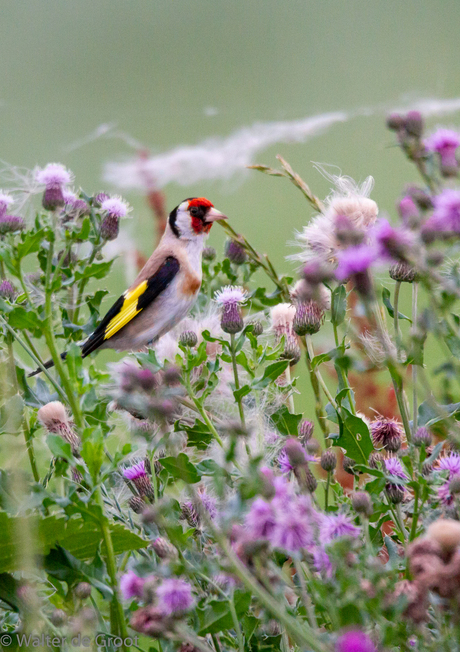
[104,280,148,340]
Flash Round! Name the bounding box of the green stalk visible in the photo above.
[303,339,329,440]
[43,241,84,430]
[229,593,245,652]
[230,333,246,427]
[409,484,420,542]
[305,335,336,408]
[184,371,224,448]
[95,487,129,649]
[412,282,418,434]
[293,557,317,630]
[325,472,331,511]
[284,364,295,413]
[393,280,402,359]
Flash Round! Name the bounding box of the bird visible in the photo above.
[29,197,227,376]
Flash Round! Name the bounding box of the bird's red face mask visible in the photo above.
[187,198,227,234]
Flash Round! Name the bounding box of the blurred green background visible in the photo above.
[1,0,460,428]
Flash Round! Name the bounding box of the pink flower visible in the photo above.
[123,460,147,481]
[0,192,13,217]
[35,163,72,188]
[336,630,376,652]
[156,578,194,615]
[319,513,360,545]
[438,481,454,507]
[437,452,460,477]
[425,189,460,234]
[119,571,145,600]
[270,510,314,553]
[425,128,460,169]
[245,498,276,539]
[100,196,131,218]
[335,243,377,281]
[384,457,408,480]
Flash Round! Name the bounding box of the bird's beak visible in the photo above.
[206,208,228,222]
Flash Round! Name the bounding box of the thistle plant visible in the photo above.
[3,114,460,651]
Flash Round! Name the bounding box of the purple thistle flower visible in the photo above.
[372,218,413,261]
[0,215,25,234]
[36,163,72,188]
[245,498,276,539]
[183,489,217,524]
[119,570,145,600]
[335,243,377,281]
[214,285,248,334]
[123,460,148,481]
[438,481,455,507]
[0,279,17,301]
[269,510,314,553]
[437,452,460,476]
[156,578,194,615]
[100,196,131,218]
[425,128,460,170]
[384,456,408,480]
[336,630,376,652]
[319,513,360,545]
[426,189,460,234]
[278,449,294,474]
[313,547,333,578]
[0,192,13,218]
[397,196,419,225]
[370,416,403,452]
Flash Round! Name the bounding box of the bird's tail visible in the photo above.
[28,351,68,377]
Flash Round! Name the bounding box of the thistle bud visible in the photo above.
[281,335,301,365]
[249,320,263,336]
[305,437,321,455]
[202,246,216,261]
[368,451,385,469]
[343,456,357,475]
[389,262,418,284]
[128,496,147,514]
[50,609,67,627]
[320,449,337,472]
[37,401,81,456]
[100,214,119,241]
[225,239,247,265]
[295,465,317,493]
[386,113,405,131]
[74,582,92,600]
[123,460,154,500]
[351,492,373,517]
[179,330,198,347]
[449,475,460,495]
[386,483,404,504]
[0,279,17,301]
[284,438,308,468]
[397,196,420,227]
[427,518,460,552]
[151,537,177,559]
[0,215,25,234]
[42,186,65,211]
[404,111,424,138]
[413,426,432,448]
[292,300,324,336]
[298,419,314,443]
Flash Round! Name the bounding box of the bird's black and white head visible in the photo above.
[169,198,227,241]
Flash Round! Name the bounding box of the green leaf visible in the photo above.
[160,453,201,483]
[7,307,43,332]
[0,395,24,436]
[382,287,411,322]
[252,360,290,390]
[197,590,251,635]
[270,406,302,436]
[0,573,20,611]
[74,260,114,282]
[175,419,213,450]
[335,408,374,464]
[16,229,45,259]
[47,435,73,463]
[417,400,460,427]
[233,384,252,402]
[82,433,104,483]
[0,513,148,573]
[331,285,347,326]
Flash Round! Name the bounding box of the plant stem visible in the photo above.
[302,338,329,440]
[43,241,84,430]
[305,335,336,408]
[184,372,224,448]
[230,333,246,427]
[410,484,420,541]
[393,280,402,359]
[293,557,317,630]
[325,472,331,511]
[412,282,418,434]
[284,364,295,413]
[229,593,245,652]
[95,487,129,650]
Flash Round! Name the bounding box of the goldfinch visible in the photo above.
[30,197,226,376]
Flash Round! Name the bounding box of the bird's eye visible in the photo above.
[190,206,199,217]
